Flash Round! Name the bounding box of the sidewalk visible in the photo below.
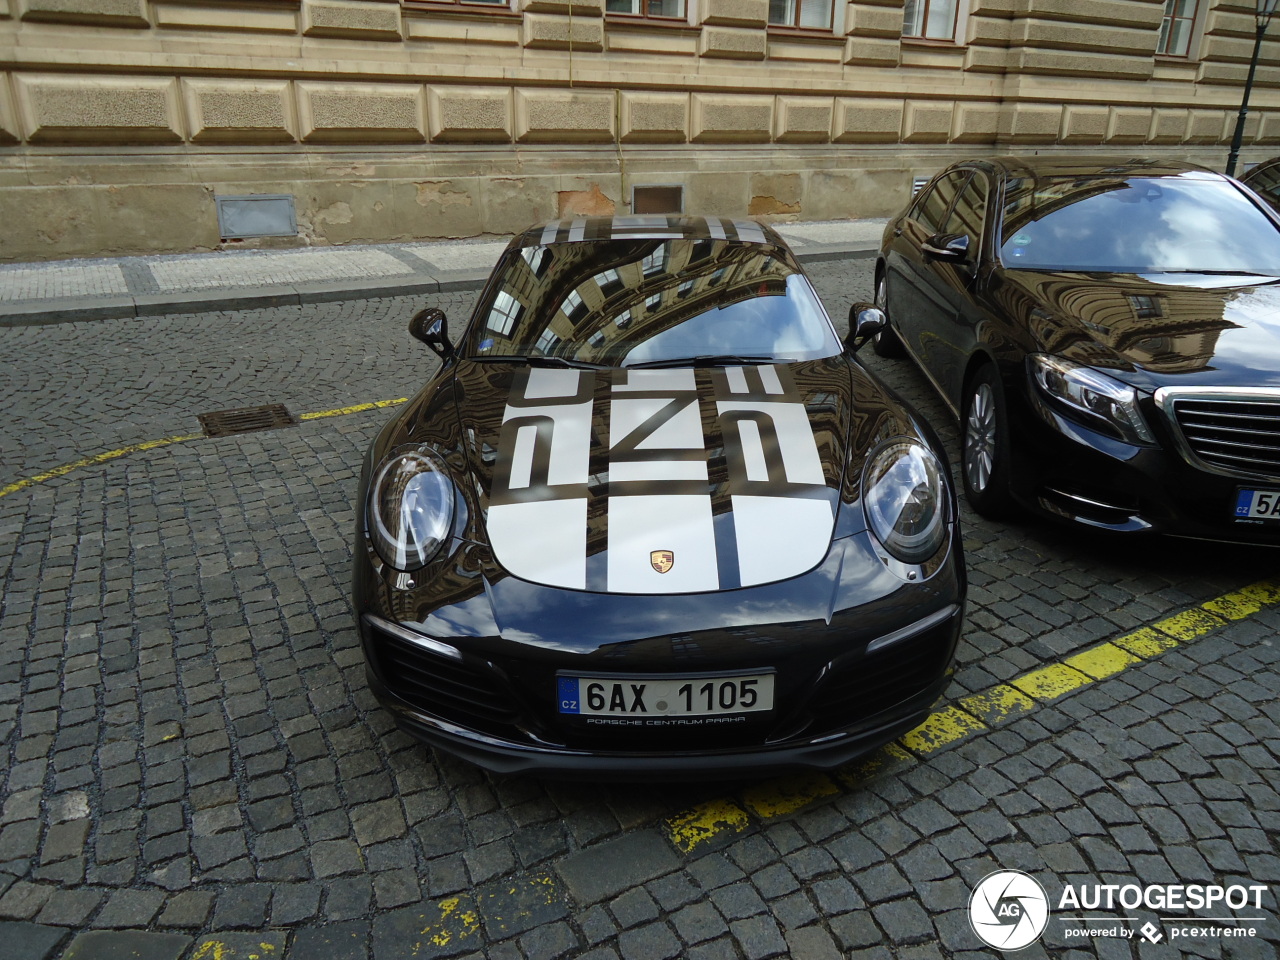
[0,218,886,326]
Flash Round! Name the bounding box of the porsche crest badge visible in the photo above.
[650,550,675,574]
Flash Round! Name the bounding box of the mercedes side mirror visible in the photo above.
[409,307,454,360]
[845,302,886,352]
[922,233,970,263]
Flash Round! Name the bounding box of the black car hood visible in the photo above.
[451,357,856,596]
[1001,268,1280,392]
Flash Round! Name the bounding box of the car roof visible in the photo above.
[512,216,785,249]
[971,155,1223,181]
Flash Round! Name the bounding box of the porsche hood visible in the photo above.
[456,359,851,595]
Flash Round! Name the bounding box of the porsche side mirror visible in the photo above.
[845,302,886,352]
[409,307,454,360]
[922,233,970,263]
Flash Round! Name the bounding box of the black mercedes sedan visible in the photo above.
[354,216,965,778]
[876,156,1280,543]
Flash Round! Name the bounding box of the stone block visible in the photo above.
[998,102,1060,143]
[15,74,184,144]
[296,82,425,143]
[1255,112,1280,145]
[1024,0,1162,29]
[1013,18,1158,57]
[1187,109,1227,144]
[833,97,901,143]
[301,0,402,40]
[605,24,698,56]
[844,3,900,37]
[406,15,520,45]
[951,102,1000,143]
[18,0,148,27]
[153,2,297,33]
[619,91,688,143]
[844,36,899,66]
[699,0,767,27]
[0,75,18,144]
[427,86,513,142]
[684,170,747,216]
[1149,108,1188,144]
[902,100,953,143]
[767,37,844,63]
[700,26,767,59]
[392,179,483,239]
[183,79,296,144]
[964,45,1008,71]
[691,93,772,142]
[515,88,614,142]
[775,97,832,143]
[523,12,604,50]
[1106,106,1151,143]
[1059,105,1107,144]
[967,14,1010,45]
[481,175,559,235]
[1011,48,1153,81]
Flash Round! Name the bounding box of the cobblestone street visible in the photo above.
[1,259,1277,959]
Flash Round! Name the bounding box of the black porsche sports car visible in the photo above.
[877,156,1280,543]
[354,216,964,777]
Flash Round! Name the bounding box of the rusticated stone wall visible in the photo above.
[1,0,1278,260]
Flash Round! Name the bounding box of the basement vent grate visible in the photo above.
[198,403,298,438]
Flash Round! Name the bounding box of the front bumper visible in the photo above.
[355,529,965,779]
[1008,385,1280,545]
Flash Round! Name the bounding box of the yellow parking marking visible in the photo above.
[667,799,751,854]
[0,397,409,500]
[298,397,409,421]
[1063,642,1142,680]
[958,684,1036,726]
[1151,606,1226,641]
[0,434,201,499]
[1008,662,1093,700]
[898,704,986,755]
[1112,626,1180,658]
[742,772,841,819]
[663,576,1280,852]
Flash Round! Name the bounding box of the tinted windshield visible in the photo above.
[466,238,842,365]
[1000,174,1280,273]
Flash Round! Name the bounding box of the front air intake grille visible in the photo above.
[1165,393,1280,480]
[367,622,521,737]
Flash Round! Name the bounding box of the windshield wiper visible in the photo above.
[623,355,791,370]
[472,355,609,369]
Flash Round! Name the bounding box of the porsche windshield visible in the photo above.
[999,174,1280,274]
[466,238,842,366]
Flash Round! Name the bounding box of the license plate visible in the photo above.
[556,673,774,717]
[1234,488,1280,522]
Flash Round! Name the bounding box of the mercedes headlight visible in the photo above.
[367,446,455,571]
[863,439,949,564]
[1030,354,1154,445]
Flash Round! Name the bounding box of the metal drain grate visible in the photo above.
[198,403,298,438]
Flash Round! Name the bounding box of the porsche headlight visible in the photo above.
[367,446,455,571]
[1030,354,1154,445]
[863,439,949,564]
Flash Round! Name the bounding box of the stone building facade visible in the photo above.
[1,0,1278,261]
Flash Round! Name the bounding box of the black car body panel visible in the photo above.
[354,216,965,777]
[879,155,1280,542]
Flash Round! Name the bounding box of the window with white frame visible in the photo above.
[902,0,959,40]
[487,289,523,336]
[605,0,685,19]
[768,0,833,30]
[1157,0,1199,57]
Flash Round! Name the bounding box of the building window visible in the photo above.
[487,289,523,336]
[903,0,958,40]
[605,0,686,18]
[768,0,833,30]
[1157,0,1198,57]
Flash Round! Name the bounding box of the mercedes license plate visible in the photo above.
[557,673,774,717]
[1234,488,1280,522]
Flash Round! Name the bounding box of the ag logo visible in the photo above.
[650,550,675,574]
[969,870,1049,951]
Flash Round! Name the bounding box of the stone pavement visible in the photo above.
[0,219,886,326]
[0,257,1277,960]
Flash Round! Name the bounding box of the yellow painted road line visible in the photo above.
[0,397,409,500]
[665,576,1280,852]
